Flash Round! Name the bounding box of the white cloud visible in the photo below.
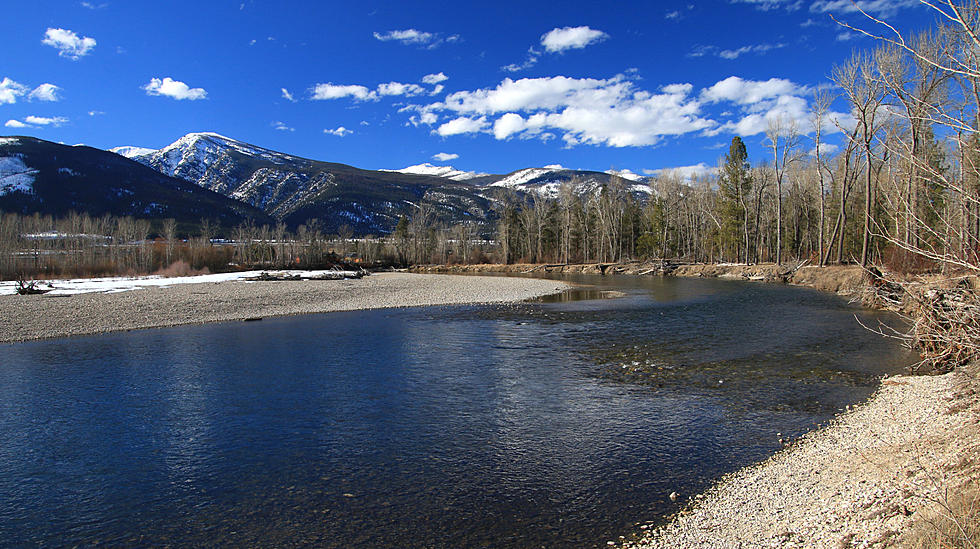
[701,76,802,104]
[422,72,448,85]
[311,83,377,101]
[80,2,109,9]
[25,115,67,126]
[502,48,540,73]
[731,0,803,11]
[718,43,785,59]
[493,112,526,140]
[373,29,434,45]
[9,115,69,128]
[373,29,457,49]
[430,84,445,96]
[272,121,294,132]
[812,142,840,156]
[434,74,712,147]
[0,78,28,104]
[377,82,425,97]
[433,152,459,161]
[646,163,718,181]
[435,116,490,137]
[540,26,608,53]
[29,83,61,102]
[281,88,296,102]
[665,10,681,19]
[42,28,96,60]
[143,77,207,100]
[810,0,918,16]
[324,126,353,137]
[88,110,104,116]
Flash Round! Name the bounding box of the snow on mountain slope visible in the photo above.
[110,132,496,233]
[0,156,38,196]
[110,145,156,158]
[380,163,486,181]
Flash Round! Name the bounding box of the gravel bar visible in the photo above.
[0,272,569,343]
[625,370,972,548]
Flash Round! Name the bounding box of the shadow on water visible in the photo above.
[0,274,916,548]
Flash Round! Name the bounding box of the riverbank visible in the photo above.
[624,366,980,548]
[0,272,569,343]
[410,262,870,296]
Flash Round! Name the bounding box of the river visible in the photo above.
[0,274,915,547]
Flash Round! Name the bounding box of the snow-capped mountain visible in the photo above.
[113,132,495,234]
[485,167,652,199]
[379,163,487,182]
[0,136,271,227]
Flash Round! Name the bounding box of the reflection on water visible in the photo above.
[0,275,915,547]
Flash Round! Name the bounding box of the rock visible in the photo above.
[669,491,679,502]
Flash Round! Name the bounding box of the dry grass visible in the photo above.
[903,367,980,549]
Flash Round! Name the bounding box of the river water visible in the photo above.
[0,275,915,547]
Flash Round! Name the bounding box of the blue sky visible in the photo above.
[1,0,931,177]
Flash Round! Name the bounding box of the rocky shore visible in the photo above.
[0,272,569,343]
[622,368,980,548]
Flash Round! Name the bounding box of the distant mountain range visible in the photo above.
[1,132,653,235]
[0,136,271,229]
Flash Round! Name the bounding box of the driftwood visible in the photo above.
[15,280,52,295]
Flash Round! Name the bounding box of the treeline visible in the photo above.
[0,212,391,280]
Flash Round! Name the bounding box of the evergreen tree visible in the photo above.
[718,136,752,262]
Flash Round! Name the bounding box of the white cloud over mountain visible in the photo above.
[143,77,207,100]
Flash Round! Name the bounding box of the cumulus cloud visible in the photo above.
[4,120,28,128]
[311,83,377,101]
[0,77,28,104]
[433,75,712,147]
[410,72,848,146]
[281,88,296,102]
[436,116,490,137]
[143,77,207,100]
[422,72,448,85]
[324,126,353,136]
[29,83,61,102]
[377,82,425,97]
[42,28,96,60]
[701,76,803,104]
[433,152,459,161]
[540,26,608,53]
[272,121,294,131]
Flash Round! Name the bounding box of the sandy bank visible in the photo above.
[0,272,569,343]
[623,369,980,548]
